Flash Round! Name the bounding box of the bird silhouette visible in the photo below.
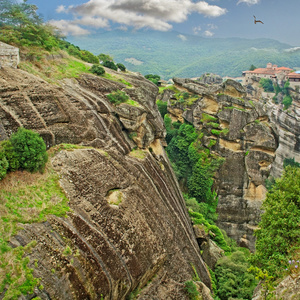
[253,15,264,24]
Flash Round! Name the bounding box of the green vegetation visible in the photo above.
[259,78,274,92]
[90,64,105,76]
[102,60,118,71]
[97,53,113,63]
[0,164,70,299]
[156,100,168,118]
[68,30,300,79]
[184,281,200,300]
[107,90,129,105]
[145,74,160,86]
[10,128,48,173]
[215,251,257,300]
[200,113,218,123]
[0,128,48,181]
[164,115,224,223]
[251,166,300,278]
[116,63,126,72]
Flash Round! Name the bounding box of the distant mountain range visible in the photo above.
[68,30,300,79]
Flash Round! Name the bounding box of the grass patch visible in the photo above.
[125,99,141,107]
[200,113,218,123]
[206,122,219,129]
[103,73,132,87]
[129,149,147,160]
[0,164,70,299]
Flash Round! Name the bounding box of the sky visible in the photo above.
[26,0,300,46]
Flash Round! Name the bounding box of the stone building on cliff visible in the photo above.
[0,41,19,68]
[242,62,292,86]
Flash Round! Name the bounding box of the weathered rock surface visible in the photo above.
[0,67,211,299]
[265,97,300,178]
[252,273,300,300]
[165,78,279,250]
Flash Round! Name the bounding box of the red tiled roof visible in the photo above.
[287,73,300,79]
[244,65,292,76]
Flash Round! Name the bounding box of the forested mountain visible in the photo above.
[68,30,300,79]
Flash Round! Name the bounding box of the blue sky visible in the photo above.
[27,0,300,46]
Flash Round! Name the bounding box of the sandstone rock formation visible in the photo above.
[164,78,279,250]
[0,67,211,299]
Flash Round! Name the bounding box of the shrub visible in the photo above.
[107,90,129,105]
[282,95,292,109]
[156,100,168,118]
[259,78,274,92]
[145,74,161,86]
[90,64,105,76]
[102,60,118,71]
[116,63,126,72]
[184,281,199,300]
[10,127,48,173]
[0,139,20,171]
[0,151,8,180]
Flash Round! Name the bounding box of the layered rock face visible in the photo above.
[0,68,211,299]
[165,78,278,250]
[266,96,300,178]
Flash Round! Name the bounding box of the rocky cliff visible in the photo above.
[163,77,280,251]
[0,67,212,299]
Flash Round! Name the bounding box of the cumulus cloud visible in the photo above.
[49,20,90,36]
[56,5,67,13]
[237,0,260,5]
[55,0,227,35]
[193,26,202,35]
[177,34,187,41]
[204,30,214,37]
[284,47,300,53]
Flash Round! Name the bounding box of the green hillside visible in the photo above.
[68,30,300,79]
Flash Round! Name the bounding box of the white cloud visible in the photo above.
[204,30,214,37]
[55,0,227,35]
[237,0,260,5]
[49,20,90,36]
[193,26,201,35]
[284,47,300,53]
[73,16,109,28]
[177,34,187,41]
[56,5,67,13]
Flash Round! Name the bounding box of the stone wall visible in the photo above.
[0,41,19,68]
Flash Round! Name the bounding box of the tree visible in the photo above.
[102,60,118,71]
[249,64,256,71]
[252,166,300,278]
[10,127,48,173]
[215,251,257,300]
[145,74,161,86]
[259,78,274,92]
[97,53,113,63]
[116,63,126,72]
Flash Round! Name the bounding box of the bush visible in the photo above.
[145,74,161,86]
[0,140,19,171]
[107,90,129,105]
[156,100,168,118]
[259,78,274,92]
[184,281,199,300]
[0,151,9,180]
[102,60,118,71]
[282,95,292,109]
[90,64,105,76]
[10,127,48,173]
[116,63,126,72]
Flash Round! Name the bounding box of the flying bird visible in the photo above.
[253,15,264,24]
